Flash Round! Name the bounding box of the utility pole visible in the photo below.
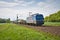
[29,12,32,16]
[17,14,18,24]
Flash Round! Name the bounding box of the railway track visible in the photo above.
[20,24,60,36]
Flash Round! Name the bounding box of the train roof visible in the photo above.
[27,13,43,19]
[31,13,43,16]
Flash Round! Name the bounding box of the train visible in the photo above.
[26,13,44,26]
[15,13,44,26]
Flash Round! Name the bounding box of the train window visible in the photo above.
[37,15,43,18]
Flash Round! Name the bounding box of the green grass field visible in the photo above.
[44,22,60,26]
[0,23,60,40]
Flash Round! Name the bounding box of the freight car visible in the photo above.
[26,13,44,26]
[18,19,26,24]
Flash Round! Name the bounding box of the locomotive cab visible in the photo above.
[36,14,44,26]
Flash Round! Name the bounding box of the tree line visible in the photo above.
[0,18,10,23]
[44,11,60,22]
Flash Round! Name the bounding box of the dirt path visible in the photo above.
[24,25,60,36]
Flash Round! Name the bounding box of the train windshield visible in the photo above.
[36,15,44,20]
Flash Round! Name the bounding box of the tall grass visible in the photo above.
[0,23,60,40]
[44,22,60,26]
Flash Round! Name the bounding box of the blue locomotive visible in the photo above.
[26,13,44,26]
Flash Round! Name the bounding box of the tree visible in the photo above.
[0,18,11,23]
[6,18,10,23]
[44,10,60,22]
[0,18,6,23]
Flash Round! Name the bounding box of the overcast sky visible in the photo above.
[0,0,60,20]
